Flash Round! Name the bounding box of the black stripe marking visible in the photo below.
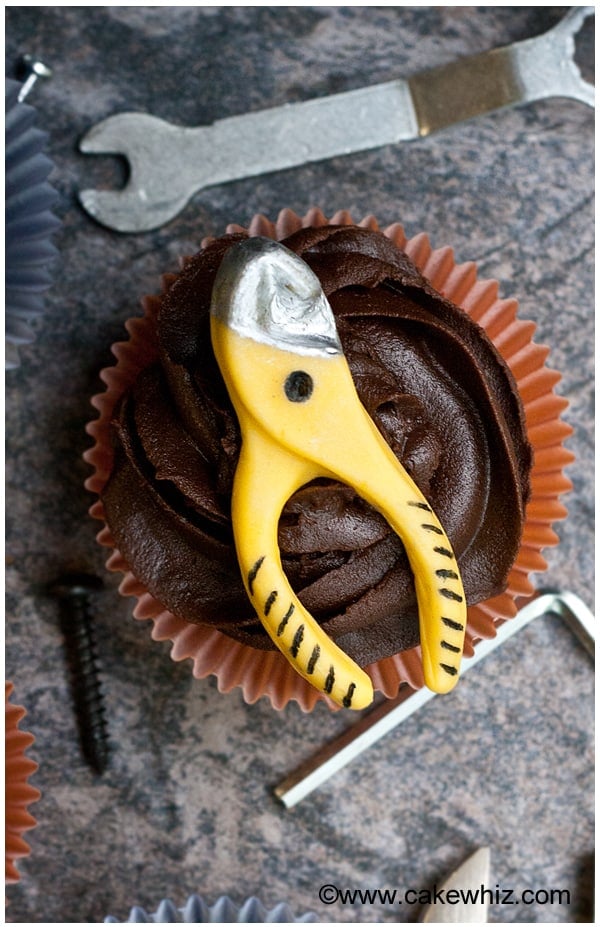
[441,663,458,676]
[248,556,264,595]
[440,588,464,602]
[307,645,320,675]
[408,501,432,512]
[434,546,454,559]
[442,616,465,632]
[422,523,444,535]
[441,640,461,653]
[436,569,459,580]
[343,683,356,708]
[324,666,335,694]
[264,590,278,615]
[290,624,304,658]
[277,603,295,636]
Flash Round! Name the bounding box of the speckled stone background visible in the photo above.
[5,7,594,924]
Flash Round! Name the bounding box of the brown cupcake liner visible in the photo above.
[84,207,573,711]
[5,683,41,885]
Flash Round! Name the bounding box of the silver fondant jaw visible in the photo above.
[210,237,342,357]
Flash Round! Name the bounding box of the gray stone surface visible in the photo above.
[5,7,593,924]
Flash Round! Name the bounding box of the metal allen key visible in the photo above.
[274,589,594,808]
[210,237,468,710]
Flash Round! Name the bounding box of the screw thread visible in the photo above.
[58,594,110,774]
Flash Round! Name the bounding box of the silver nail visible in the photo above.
[17,55,53,102]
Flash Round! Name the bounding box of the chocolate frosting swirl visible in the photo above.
[102,226,532,666]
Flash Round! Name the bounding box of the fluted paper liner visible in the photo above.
[5,79,60,369]
[5,683,40,884]
[105,892,317,922]
[84,207,573,711]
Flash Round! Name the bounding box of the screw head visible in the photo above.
[47,572,104,600]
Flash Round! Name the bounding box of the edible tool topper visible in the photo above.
[210,237,467,709]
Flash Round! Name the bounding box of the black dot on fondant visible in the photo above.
[284,370,313,402]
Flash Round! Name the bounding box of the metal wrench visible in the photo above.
[79,9,594,233]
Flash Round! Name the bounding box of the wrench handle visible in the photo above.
[195,80,417,189]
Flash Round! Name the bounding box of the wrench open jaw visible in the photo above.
[78,8,594,234]
[79,112,205,233]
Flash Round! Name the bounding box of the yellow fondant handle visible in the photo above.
[325,407,467,695]
[209,238,470,706]
[212,317,467,703]
[231,427,374,710]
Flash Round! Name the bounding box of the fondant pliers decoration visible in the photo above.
[210,238,467,709]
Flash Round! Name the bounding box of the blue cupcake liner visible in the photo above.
[104,893,318,923]
[5,77,60,369]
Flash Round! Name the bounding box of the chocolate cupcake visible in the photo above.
[85,208,572,710]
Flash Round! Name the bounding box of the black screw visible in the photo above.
[47,573,110,774]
